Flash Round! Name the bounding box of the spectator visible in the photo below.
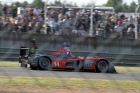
[33,7,41,16]
[72,26,78,36]
[75,18,83,30]
[64,28,72,36]
[97,21,106,37]
[34,22,42,33]
[2,4,8,19]
[104,21,111,38]
[49,18,57,34]
[114,22,124,38]
[12,5,17,21]
[120,13,125,19]
[61,6,67,15]
[128,15,135,24]
[0,18,3,31]
[28,8,34,17]
[0,5,137,39]
[57,21,65,35]
[58,12,64,20]
[94,11,99,22]
[81,16,87,31]
[40,8,44,19]
[110,14,118,27]
[78,26,87,36]
[3,17,11,31]
[62,16,71,32]
[20,17,29,32]
[22,5,28,16]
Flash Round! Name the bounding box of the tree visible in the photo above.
[50,0,77,7]
[17,1,29,7]
[32,0,44,8]
[22,1,28,6]
[122,3,129,12]
[50,0,63,6]
[12,1,22,7]
[83,3,92,7]
[105,0,123,12]
[138,0,140,4]
[129,1,137,12]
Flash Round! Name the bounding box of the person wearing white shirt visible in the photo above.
[49,19,57,34]
[128,15,135,24]
[114,24,124,38]
[72,27,78,36]
[62,17,71,28]
[78,26,87,36]
[33,8,41,16]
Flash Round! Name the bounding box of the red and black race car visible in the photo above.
[19,48,116,73]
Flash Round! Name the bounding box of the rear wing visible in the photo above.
[19,46,29,56]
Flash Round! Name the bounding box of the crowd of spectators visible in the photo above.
[0,4,139,39]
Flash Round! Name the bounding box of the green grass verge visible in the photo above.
[0,61,19,67]
[116,66,140,72]
[0,61,140,72]
[0,76,139,90]
[0,62,140,90]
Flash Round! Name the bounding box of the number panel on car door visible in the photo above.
[52,60,67,68]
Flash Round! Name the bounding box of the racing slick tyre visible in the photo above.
[96,60,109,73]
[38,57,52,70]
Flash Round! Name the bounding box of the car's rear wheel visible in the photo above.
[38,57,51,70]
[96,60,109,73]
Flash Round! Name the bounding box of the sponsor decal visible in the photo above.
[84,60,94,68]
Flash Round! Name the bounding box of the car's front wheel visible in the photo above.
[96,60,109,73]
[38,57,52,70]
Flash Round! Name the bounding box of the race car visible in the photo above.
[19,48,116,73]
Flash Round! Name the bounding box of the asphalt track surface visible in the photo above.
[0,67,140,81]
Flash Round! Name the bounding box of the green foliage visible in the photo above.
[12,1,30,7]
[23,1,28,6]
[50,0,64,6]
[83,3,92,7]
[106,0,122,7]
[138,0,140,4]
[105,0,123,12]
[128,1,137,12]
[50,0,77,7]
[32,0,44,8]
[9,0,140,12]
[122,3,129,12]
[12,1,22,7]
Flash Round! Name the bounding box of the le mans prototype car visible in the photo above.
[19,47,116,73]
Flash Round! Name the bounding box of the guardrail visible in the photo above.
[0,48,140,67]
